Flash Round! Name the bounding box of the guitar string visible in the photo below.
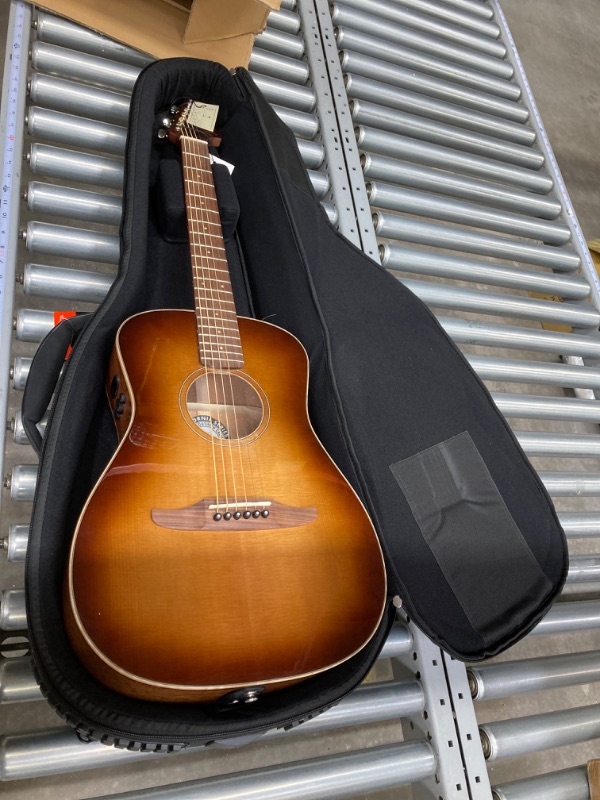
[198,134,255,513]
[197,138,264,515]
[181,127,223,510]
[197,136,264,516]
[187,128,249,514]
[197,138,251,515]
[186,128,231,512]
[194,135,241,514]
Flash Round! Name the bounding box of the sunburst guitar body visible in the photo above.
[63,100,387,703]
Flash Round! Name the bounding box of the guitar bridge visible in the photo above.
[151,498,317,531]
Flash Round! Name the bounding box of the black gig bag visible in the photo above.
[24,58,568,748]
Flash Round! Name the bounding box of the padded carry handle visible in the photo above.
[22,314,90,455]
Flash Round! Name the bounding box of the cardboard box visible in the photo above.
[36,0,281,69]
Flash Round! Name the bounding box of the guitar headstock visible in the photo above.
[166,100,222,148]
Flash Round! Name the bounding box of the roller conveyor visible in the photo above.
[3,1,600,798]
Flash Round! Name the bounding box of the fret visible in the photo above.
[194,292,234,300]
[191,270,229,277]
[197,332,241,342]
[199,344,243,350]
[186,197,220,207]
[184,179,217,190]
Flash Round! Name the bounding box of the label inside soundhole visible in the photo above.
[192,414,230,440]
[185,372,265,442]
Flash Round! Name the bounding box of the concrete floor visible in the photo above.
[2,1,600,799]
[502,0,600,242]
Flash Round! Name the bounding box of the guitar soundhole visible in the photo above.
[184,371,266,443]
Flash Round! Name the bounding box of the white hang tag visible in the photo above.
[187,101,219,132]
[210,154,235,175]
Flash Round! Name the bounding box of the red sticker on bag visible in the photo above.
[53,311,77,360]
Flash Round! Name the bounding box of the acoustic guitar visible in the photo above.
[63,100,387,703]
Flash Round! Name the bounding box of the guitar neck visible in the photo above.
[181,135,244,370]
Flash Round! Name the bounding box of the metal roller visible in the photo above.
[372,215,580,271]
[538,472,600,497]
[480,704,600,761]
[10,408,47,446]
[384,0,499,36]
[353,101,539,168]
[0,655,38,703]
[429,0,493,19]
[81,743,435,799]
[532,600,600,636]
[308,169,330,198]
[515,433,600,459]
[0,684,429,779]
[364,156,558,218]
[34,11,152,67]
[249,73,316,112]
[396,278,598,328]
[3,464,37,501]
[466,356,600,390]
[341,51,526,122]
[272,105,320,140]
[330,4,513,80]
[14,309,55,343]
[334,0,506,58]
[254,27,305,59]
[337,26,517,101]
[296,139,324,169]
[25,182,122,226]
[438,316,600,359]
[379,621,412,658]
[492,394,600,422]
[27,143,124,189]
[492,766,590,800]
[559,513,600,538]
[11,357,32,391]
[263,680,425,739]
[266,8,302,35]
[27,106,127,156]
[248,49,310,85]
[348,76,532,145]
[381,245,587,298]
[28,73,131,126]
[22,221,120,265]
[469,649,600,701]
[30,41,141,94]
[567,555,600,583]
[322,203,337,225]
[1,525,29,562]
[22,263,115,303]
[370,187,570,245]
[357,126,551,190]
[540,472,600,496]
[0,657,39,704]
[0,590,27,631]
